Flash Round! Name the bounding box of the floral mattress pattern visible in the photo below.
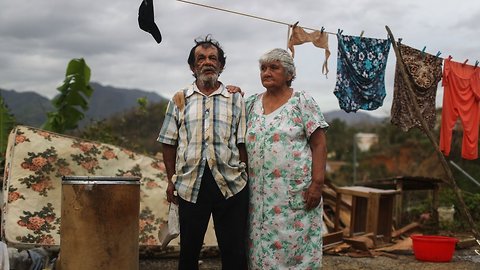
[1,125,172,248]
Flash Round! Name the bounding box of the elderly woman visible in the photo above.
[245,48,329,269]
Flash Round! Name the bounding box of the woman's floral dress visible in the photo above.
[245,91,329,270]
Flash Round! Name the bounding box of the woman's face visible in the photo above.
[260,60,292,89]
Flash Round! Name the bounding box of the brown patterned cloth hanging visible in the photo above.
[391,43,443,132]
[288,25,331,76]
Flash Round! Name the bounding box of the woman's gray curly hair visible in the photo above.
[259,48,296,86]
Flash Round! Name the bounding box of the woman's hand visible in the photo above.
[226,85,244,96]
[304,181,323,210]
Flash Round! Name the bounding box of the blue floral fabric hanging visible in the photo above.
[334,32,391,112]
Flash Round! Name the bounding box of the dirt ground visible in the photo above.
[139,245,480,270]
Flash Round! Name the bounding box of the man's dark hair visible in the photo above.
[187,35,226,71]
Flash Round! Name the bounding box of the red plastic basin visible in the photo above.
[411,235,458,262]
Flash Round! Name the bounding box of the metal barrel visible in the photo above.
[60,176,140,270]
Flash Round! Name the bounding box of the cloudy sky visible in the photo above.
[1,0,479,118]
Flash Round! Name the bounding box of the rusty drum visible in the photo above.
[60,176,140,270]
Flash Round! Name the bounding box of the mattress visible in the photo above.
[1,125,217,250]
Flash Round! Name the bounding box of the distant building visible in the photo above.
[355,133,378,152]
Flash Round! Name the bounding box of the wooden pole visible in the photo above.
[385,25,480,240]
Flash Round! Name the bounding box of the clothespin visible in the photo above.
[398,38,403,44]
[292,21,299,28]
[337,29,343,35]
[320,26,325,34]
[421,46,426,59]
[436,51,442,58]
[448,55,453,60]
[474,60,479,69]
[360,30,364,38]
[463,59,469,66]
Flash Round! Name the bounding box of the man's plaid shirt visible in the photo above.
[157,83,247,203]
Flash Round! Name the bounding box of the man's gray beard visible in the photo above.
[197,73,219,88]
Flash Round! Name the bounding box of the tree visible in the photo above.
[326,118,357,161]
[0,94,16,166]
[42,58,93,133]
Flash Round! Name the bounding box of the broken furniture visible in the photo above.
[359,176,443,227]
[334,186,398,243]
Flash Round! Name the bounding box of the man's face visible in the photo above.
[192,45,221,85]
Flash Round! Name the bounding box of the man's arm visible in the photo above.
[162,143,178,204]
[235,90,248,169]
[237,143,248,168]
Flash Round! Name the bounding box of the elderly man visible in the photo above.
[157,35,248,270]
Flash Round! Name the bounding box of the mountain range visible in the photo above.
[0,82,167,127]
[0,82,384,127]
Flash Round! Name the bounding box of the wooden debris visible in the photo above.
[347,250,374,258]
[344,234,375,251]
[323,243,351,254]
[391,222,421,238]
[323,231,344,250]
[375,237,413,253]
[456,237,478,249]
[372,251,399,259]
[323,211,336,231]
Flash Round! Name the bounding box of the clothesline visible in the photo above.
[176,0,478,65]
[176,0,336,35]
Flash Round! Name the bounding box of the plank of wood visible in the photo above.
[456,237,478,249]
[391,222,420,238]
[344,234,375,251]
[323,231,344,247]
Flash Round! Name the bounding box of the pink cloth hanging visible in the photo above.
[439,57,480,160]
[288,25,331,76]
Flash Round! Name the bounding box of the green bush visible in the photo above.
[439,188,480,231]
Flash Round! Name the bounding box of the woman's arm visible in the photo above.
[304,128,327,210]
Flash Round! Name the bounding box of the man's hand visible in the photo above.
[226,85,244,96]
[166,181,178,204]
[304,181,323,211]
